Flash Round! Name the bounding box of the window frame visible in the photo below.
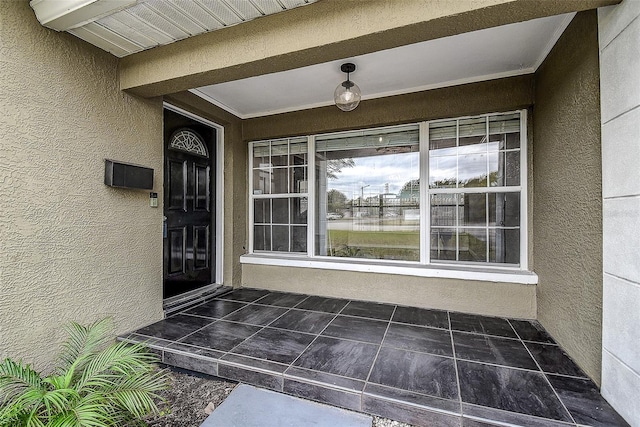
[313,123,421,262]
[423,111,528,270]
[246,109,529,275]
[248,137,310,254]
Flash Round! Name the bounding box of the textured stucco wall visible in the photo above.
[242,75,534,140]
[240,76,536,318]
[0,2,164,371]
[533,11,603,384]
[599,0,640,424]
[164,92,246,287]
[242,265,536,318]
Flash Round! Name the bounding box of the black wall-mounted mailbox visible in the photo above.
[104,159,154,190]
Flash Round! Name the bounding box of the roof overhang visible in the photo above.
[117,0,619,101]
[29,0,621,118]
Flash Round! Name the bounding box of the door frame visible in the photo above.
[163,102,224,286]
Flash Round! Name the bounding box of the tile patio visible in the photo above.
[120,289,628,427]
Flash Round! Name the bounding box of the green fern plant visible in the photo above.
[0,318,169,427]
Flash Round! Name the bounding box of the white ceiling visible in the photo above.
[192,13,575,119]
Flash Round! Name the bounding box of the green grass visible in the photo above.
[327,229,419,248]
[326,229,420,261]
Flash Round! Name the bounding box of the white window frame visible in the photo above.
[243,109,533,284]
[248,136,310,254]
[424,111,528,270]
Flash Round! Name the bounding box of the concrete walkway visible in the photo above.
[201,384,372,427]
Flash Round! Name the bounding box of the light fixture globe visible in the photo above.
[334,63,361,112]
[334,80,361,112]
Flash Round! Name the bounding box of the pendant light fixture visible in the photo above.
[334,63,361,112]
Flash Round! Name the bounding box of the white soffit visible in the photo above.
[193,13,575,119]
[30,0,318,57]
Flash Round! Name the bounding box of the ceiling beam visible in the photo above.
[119,0,619,98]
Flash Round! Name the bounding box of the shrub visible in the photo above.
[0,318,168,426]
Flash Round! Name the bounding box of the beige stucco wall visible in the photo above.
[0,2,164,371]
[243,265,536,318]
[240,76,536,318]
[533,10,603,384]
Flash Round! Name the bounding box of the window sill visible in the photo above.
[240,254,538,285]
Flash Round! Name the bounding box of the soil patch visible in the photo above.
[146,368,236,427]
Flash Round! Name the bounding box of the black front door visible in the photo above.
[163,109,215,298]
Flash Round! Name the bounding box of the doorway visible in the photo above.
[163,107,219,299]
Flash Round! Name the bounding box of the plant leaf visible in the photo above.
[0,358,44,404]
[57,318,114,374]
[2,318,168,427]
[76,341,161,392]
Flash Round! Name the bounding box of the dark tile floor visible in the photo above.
[120,289,628,427]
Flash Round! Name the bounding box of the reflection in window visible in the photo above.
[315,126,420,261]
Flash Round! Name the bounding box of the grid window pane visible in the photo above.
[488,152,500,186]
[429,156,457,188]
[459,117,486,144]
[429,120,457,150]
[272,198,289,224]
[252,142,270,168]
[271,142,288,166]
[489,193,520,227]
[291,226,307,253]
[505,151,520,186]
[459,136,485,150]
[272,168,288,193]
[272,225,290,251]
[291,197,308,224]
[291,151,307,166]
[489,113,521,149]
[458,153,487,187]
[492,132,522,150]
[431,194,459,227]
[490,228,520,263]
[504,229,520,264]
[460,193,486,227]
[254,199,270,224]
[505,132,520,150]
[291,167,307,193]
[431,229,457,261]
[253,169,271,195]
[254,225,271,251]
[459,228,487,262]
[488,151,520,187]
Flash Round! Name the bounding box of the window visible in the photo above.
[428,113,522,265]
[315,125,420,261]
[251,138,308,253]
[248,111,526,269]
